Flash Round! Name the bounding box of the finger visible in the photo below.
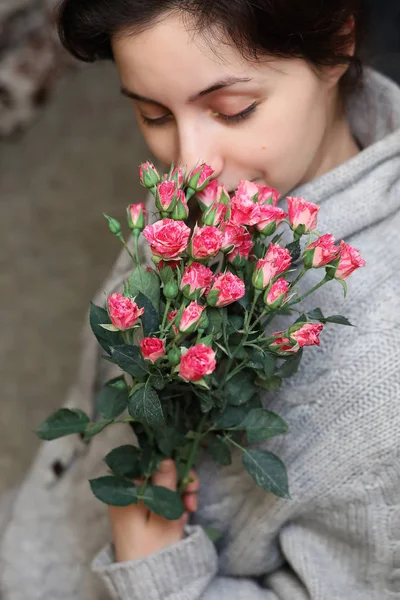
[182,469,200,513]
[151,459,178,491]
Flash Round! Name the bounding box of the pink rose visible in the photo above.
[265,278,290,309]
[291,323,324,347]
[178,302,206,333]
[303,234,340,269]
[143,218,191,259]
[108,293,144,330]
[258,186,280,206]
[171,190,189,220]
[179,344,217,382]
[127,203,147,231]
[139,161,161,189]
[269,335,298,355]
[207,271,246,307]
[220,221,246,253]
[189,225,223,260]
[195,179,219,210]
[230,180,261,226]
[155,180,178,212]
[140,337,166,363]
[169,166,185,187]
[227,228,253,265]
[256,205,288,236]
[187,163,215,192]
[252,243,292,290]
[287,196,320,233]
[181,262,214,300]
[334,240,366,280]
[168,310,179,334]
[202,199,228,226]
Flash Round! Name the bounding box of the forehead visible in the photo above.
[111,12,259,100]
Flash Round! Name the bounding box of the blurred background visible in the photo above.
[0,0,399,495]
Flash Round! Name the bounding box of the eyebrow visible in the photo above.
[120,76,253,106]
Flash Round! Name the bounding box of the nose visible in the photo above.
[177,125,224,181]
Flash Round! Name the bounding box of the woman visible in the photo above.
[1,1,399,598]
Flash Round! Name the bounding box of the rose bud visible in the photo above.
[303,233,340,269]
[207,271,246,307]
[195,179,219,211]
[107,293,144,330]
[155,180,179,213]
[287,196,320,236]
[179,344,217,382]
[181,262,214,300]
[252,243,292,290]
[143,218,191,259]
[202,199,227,226]
[163,281,179,299]
[139,161,161,189]
[227,230,253,267]
[230,180,261,226]
[169,166,185,188]
[220,221,245,253]
[289,322,324,347]
[177,302,206,333]
[189,225,223,260]
[140,337,166,363]
[265,278,290,309]
[171,190,189,221]
[256,205,288,236]
[168,310,179,335]
[333,240,366,280]
[104,213,122,236]
[167,346,181,366]
[187,163,215,192]
[269,334,298,355]
[127,203,147,232]
[258,186,280,206]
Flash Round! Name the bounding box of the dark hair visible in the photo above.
[57,0,366,97]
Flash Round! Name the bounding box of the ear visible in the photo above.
[324,16,356,89]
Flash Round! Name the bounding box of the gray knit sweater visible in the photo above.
[1,68,400,600]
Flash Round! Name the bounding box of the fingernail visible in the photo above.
[159,459,173,473]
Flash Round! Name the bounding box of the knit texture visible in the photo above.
[1,68,400,600]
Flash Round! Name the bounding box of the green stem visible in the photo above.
[133,231,140,266]
[118,234,137,263]
[225,360,247,383]
[161,299,172,331]
[178,414,207,494]
[290,267,308,289]
[288,274,330,307]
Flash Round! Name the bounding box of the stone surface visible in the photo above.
[0,62,150,493]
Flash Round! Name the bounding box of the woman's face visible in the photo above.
[112,13,344,196]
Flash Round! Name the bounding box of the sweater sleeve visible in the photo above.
[91,525,284,600]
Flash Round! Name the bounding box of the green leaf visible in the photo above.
[89,475,139,506]
[337,278,348,298]
[127,266,160,312]
[99,323,120,332]
[155,428,187,456]
[241,409,288,443]
[35,408,90,441]
[89,303,124,354]
[325,315,354,327]
[206,308,224,334]
[286,239,301,262]
[142,485,185,520]
[83,419,114,441]
[135,292,160,336]
[209,435,232,466]
[110,345,149,377]
[263,354,276,378]
[242,448,290,499]
[215,405,249,428]
[278,350,303,379]
[196,391,215,414]
[255,375,282,392]
[203,526,223,543]
[96,377,129,419]
[104,445,142,479]
[226,371,257,406]
[247,348,266,370]
[226,315,245,335]
[128,385,165,426]
[307,307,325,321]
[148,374,166,390]
[159,266,175,284]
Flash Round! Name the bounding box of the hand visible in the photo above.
[107,459,200,562]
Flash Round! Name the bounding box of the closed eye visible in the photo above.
[140,101,258,127]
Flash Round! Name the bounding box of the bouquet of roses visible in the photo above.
[36,161,365,522]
